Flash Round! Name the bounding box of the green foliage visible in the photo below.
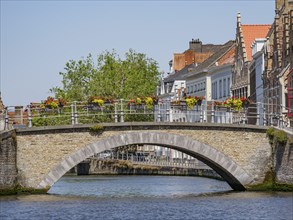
[185,97,196,110]
[274,130,288,145]
[89,124,104,133]
[145,97,154,109]
[266,127,275,145]
[32,116,71,126]
[92,99,104,106]
[124,111,154,122]
[51,49,160,101]
[0,184,49,195]
[266,127,288,146]
[78,114,114,124]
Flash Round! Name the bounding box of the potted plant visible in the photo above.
[145,97,154,109]
[240,97,250,108]
[57,98,67,108]
[195,96,204,106]
[92,98,105,107]
[44,96,58,109]
[185,96,197,110]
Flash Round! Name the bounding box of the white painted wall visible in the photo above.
[211,65,232,101]
[186,76,207,99]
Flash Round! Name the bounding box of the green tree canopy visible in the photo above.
[51,49,160,101]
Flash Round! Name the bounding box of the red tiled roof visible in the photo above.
[241,24,271,61]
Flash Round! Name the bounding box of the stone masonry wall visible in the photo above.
[274,133,293,184]
[0,130,17,190]
[16,125,271,189]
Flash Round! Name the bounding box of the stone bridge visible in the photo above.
[1,122,292,193]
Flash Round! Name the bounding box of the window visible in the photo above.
[195,85,197,92]
[227,77,230,96]
[219,80,222,98]
[187,86,189,94]
[212,82,215,99]
[191,86,193,93]
[223,78,226,97]
[215,82,218,99]
[203,82,206,91]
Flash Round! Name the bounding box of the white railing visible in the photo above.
[2,99,291,130]
[131,160,211,170]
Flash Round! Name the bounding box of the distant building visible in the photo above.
[185,40,235,102]
[0,94,5,130]
[232,13,271,99]
[171,39,222,73]
[249,38,267,125]
[159,39,229,103]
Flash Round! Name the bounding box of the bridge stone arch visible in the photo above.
[38,131,254,191]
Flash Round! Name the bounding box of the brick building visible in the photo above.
[263,0,293,124]
[171,39,222,73]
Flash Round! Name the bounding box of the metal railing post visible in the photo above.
[114,102,118,123]
[120,99,124,123]
[71,103,75,125]
[263,106,267,126]
[270,112,273,126]
[243,108,247,124]
[4,107,9,130]
[256,102,260,126]
[28,105,32,128]
[200,104,203,123]
[157,102,161,122]
[279,105,283,128]
[166,108,170,122]
[211,100,215,123]
[74,101,78,124]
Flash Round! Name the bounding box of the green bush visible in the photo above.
[89,124,104,133]
[266,127,275,145]
[124,111,154,122]
[32,116,71,127]
[274,130,288,145]
[78,114,114,124]
[266,127,288,146]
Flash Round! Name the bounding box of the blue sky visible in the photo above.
[1,0,275,106]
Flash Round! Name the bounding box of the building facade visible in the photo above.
[232,13,271,99]
[263,0,293,126]
[186,40,235,102]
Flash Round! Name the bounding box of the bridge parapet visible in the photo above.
[1,100,290,130]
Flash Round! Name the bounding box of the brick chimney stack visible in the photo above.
[189,38,202,52]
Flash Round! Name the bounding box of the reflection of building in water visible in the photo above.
[131,145,204,166]
[96,145,206,167]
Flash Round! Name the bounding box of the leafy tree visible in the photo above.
[51,49,160,101]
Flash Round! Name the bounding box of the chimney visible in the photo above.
[14,106,24,125]
[189,38,202,52]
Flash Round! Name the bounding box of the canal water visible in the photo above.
[0,175,292,220]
